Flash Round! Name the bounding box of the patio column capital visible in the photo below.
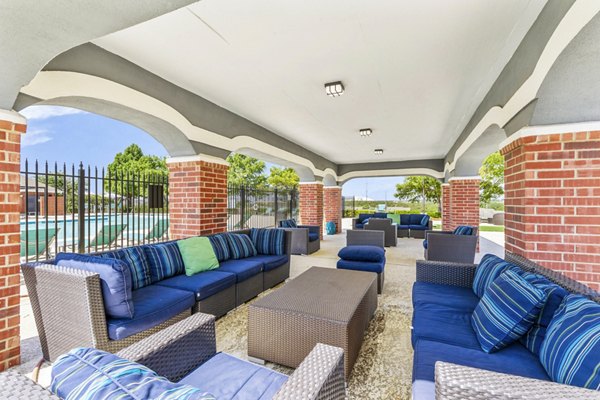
[166,154,229,166]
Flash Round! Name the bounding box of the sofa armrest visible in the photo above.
[425,233,477,263]
[117,313,216,382]
[274,343,345,400]
[281,227,310,254]
[435,362,600,400]
[0,370,59,399]
[416,260,476,288]
[298,224,320,236]
[352,218,360,229]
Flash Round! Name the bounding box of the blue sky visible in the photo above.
[21,105,402,199]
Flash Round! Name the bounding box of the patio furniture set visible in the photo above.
[352,212,432,238]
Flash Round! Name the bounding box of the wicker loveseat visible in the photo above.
[412,252,600,400]
[22,229,291,362]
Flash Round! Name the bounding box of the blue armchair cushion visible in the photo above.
[409,214,424,225]
[409,224,428,230]
[453,225,473,235]
[155,270,236,301]
[279,219,297,228]
[338,245,385,262]
[56,253,134,319]
[420,215,430,226]
[250,228,285,255]
[248,254,289,272]
[224,233,257,259]
[337,259,385,274]
[412,302,481,350]
[472,254,518,298]
[143,241,185,282]
[99,247,152,290]
[540,294,600,389]
[471,269,547,353]
[51,348,215,400]
[373,212,388,219]
[218,259,263,282]
[208,234,231,262]
[400,214,411,225]
[357,213,371,223]
[308,232,320,242]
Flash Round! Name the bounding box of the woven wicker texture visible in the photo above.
[0,370,59,400]
[415,260,476,287]
[264,262,290,289]
[235,272,264,306]
[435,362,600,400]
[193,285,236,318]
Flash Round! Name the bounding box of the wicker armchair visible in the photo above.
[278,221,320,255]
[423,227,478,263]
[364,218,397,247]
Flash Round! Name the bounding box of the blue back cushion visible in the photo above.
[143,242,185,282]
[55,253,134,319]
[471,269,547,353]
[472,254,517,298]
[357,213,371,223]
[540,295,600,389]
[420,215,430,226]
[373,212,388,219]
[338,245,385,262]
[409,214,423,225]
[279,219,297,228]
[250,228,285,255]
[400,214,411,225]
[208,234,231,262]
[50,348,215,399]
[99,247,152,290]
[225,233,257,259]
[453,225,473,235]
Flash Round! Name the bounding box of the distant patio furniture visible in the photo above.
[278,218,320,254]
[248,266,377,379]
[145,219,169,241]
[20,227,58,259]
[364,218,397,247]
[346,229,385,248]
[89,223,127,249]
[351,212,388,229]
[423,225,478,263]
[397,214,432,238]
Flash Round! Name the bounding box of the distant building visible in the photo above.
[20,175,64,216]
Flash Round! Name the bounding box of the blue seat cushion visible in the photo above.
[250,228,285,256]
[218,259,263,282]
[354,223,364,229]
[398,224,410,229]
[338,245,385,262]
[155,270,236,301]
[181,352,287,400]
[308,232,319,242]
[247,255,289,272]
[337,259,385,274]
[411,303,481,350]
[107,284,195,340]
[413,339,550,383]
[412,282,480,312]
[409,224,428,230]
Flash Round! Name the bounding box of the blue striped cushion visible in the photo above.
[225,233,257,259]
[143,242,185,282]
[100,247,152,290]
[250,228,285,255]
[280,219,297,228]
[420,215,430,226]
[471,269,547,353]
[51,347,215,399]
[540,295,600,389]
[472,254,518,298]
[453,225,473,235]
[208,234,231,262]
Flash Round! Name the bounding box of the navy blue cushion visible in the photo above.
[208,234,231,262]
[338,245,385,262]
[279,219,297,228]
[472,254,519,298]
[398,224,410,229]
[51,348,214,399]
[400,214,411,225]
[56,253,134,319]
[337,259,384,274]
[412,302,481,350]
[250,228,285,256]
[218,259,263,282]
[420,215,430,226]
[453,225,474,235]
[308,232,319,242]
[409,214,424,225]
[540,294,600,389]
[180,352,287,400]
[224,233,257,259]
[247,255,289,272]
[354,223,364,229]
[362,218,370,225]
[107,284,194,340]
[409,224,428,230]
[99,247,152,290]
[357,213,371,223]
[143,241,185,283]
[373,212,388,219]
[412,282,480,312]
[422,239,428,249]
[155,270,236,301]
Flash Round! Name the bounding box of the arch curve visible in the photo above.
[452,124,507,177]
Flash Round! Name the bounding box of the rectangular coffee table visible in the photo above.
[248,266,378,378]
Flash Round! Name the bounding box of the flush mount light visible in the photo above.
[325,81,344,97]
[359,128,372,137]
[374,149,384,155]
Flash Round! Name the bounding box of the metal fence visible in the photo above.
[21,160,169,262]
[342,195,356,217]
[227,184,298,231]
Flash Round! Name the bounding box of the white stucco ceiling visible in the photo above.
[94,0,547,165]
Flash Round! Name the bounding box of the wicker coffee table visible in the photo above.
[248,266,378,378]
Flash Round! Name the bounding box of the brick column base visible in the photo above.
[168,157,228,239]
[448,177,480,231]
[502,130,600,291]
[299,182,324,239]
[441,183,452,231]
[323,186,342,234]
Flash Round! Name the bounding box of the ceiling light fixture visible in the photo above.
[359,128,372,137]
[374,149,384,155]
[325,81,344,97]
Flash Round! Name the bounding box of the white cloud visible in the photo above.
[22,128,52,147]
[21,105,85,120]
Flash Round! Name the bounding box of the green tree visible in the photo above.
[479,151,504,206]
[267,166,299,189]
[226,153,267,187]
[394,176,442,212]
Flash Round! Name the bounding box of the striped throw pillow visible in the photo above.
[472,254,518,298]
[453,225,473,235]
[208,234,231,262]
[471,269,547,353]
[143,242,185,282]
[224,233,257,259]
[250,228,285,255]
[280,219,297,228]
[100,247,152,290]
[51,347,215,399]
[540,295,600,389]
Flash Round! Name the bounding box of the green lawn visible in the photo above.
[479,225,505,232]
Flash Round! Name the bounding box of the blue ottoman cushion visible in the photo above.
[337,259,385,274]
[338,245,385,262]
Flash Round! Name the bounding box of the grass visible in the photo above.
[479,225,505,232]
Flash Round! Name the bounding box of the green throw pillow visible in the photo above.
[177,237,219,276]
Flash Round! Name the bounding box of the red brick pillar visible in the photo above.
[0,112,26,371]
[448,177,480,231]
[299,182,323,239]
[441,183,452,231]
[167,156,228,239]
[323,186,342,234]
[501,130,600,291]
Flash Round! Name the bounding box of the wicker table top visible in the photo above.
[251,267,377,322]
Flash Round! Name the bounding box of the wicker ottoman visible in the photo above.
[248,267,378,378]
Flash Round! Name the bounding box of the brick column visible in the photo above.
[501,130,600,291]
[441,183,452,231]
[448,177,480,231]
[167,156,228,239]
[0,112,26,371]
[299,182,323,239]
[323,186,342,234]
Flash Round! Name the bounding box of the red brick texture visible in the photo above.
[299,182,324,239]
[447,178,481,232]
[168,159,228,239]
[0,118,25,371]
[441,183,452,231]
[323,186,342,234]
[501,131,600,291]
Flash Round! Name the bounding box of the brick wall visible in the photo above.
[299,182,323,239]
[441,183,452,231]
[323,186,342,234]
[502,131,600,291]
[448,178,480,232]
[168,158,228,239]
[0,118,25,371]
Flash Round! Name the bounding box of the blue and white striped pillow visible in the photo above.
[250,228,285,255]
[420,215,430,226]
[143,241,185,282]
[51,347,215,399]
[471,269,547,353]
[100,247,152,290]
[280,219,297,228]
[472,254,518,298]
[540,295,600,389]
[224,233,257,259]
[453,225,473,235]
[208,234,231,262]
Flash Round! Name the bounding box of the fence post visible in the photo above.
[289,189,294,219]
[273,187,278,227]
[240,186,246,230]
[352,196,356,217]
[78,163,86,253]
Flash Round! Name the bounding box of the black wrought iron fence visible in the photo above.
[342,195,356,217]
[227,184,298,231]
[21,160,169,262]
